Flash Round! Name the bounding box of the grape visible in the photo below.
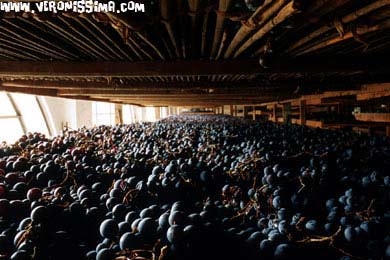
[272,196,282,209]
[168,211,185,226]
[278,220,289,234]
[119,232,137,250]
[0,114,387,259]
[344,226,357,242]
[112,204,126,220]
[167,225,183,244]
[259,239,274,257]
[0,184,6,199]
[140,208,153,218]
[10,250,30,260]
[125,211,138,224]
[274,244,294,260]
[30,205,48,223]
[96,248,115,260]
[305,220,319,233]
[99,219,118,239]
[158,213,170,229]
[246,231,264,245]
[138,217,156,237]
[118,221,131,235]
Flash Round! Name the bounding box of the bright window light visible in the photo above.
[0,92,50,144]
[92,102,116,125]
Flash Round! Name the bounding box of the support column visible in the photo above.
[283,103,291,124]
[252,106,256,121]
[386,125,390,137]
[230,105,234,116]
[244,106,248,118]
[272,104,277,123]
[300,100,306,125]
[155,107,161,120]
[115,104,123,125]
[221,106,224,114]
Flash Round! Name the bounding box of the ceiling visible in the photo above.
[0,0,389,106]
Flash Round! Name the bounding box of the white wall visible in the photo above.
[76,100,92,127]
[42,97,93,135]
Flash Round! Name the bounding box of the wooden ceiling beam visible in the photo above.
[1,79,267,90]
[0,60,260,77]
[0,56,388,77]
[0,85,132,105]
[0,85,58,96]
[96,97,269,101]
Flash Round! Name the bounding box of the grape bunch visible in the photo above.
[0,115,388,260]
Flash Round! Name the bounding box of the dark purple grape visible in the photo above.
[119,232,137,250]
[131,218,142,232]
[99,219,118,239]
[138,217,156,237]
[30,205,48,223]
[167,225,183,244]
[118,221,131,235]
[168,211,185,226]
[10,250,30,260]
[305,220,319,233]
[26,188,42,201]
[125,211,138,224]
[344,226,357,242]
[112,204,126,220]
[85,250,96,259]
[158,213,170,229]
[259,239,274,257]
[274,244,295,260]
[96,248,115,260]
[246,231,264,245]
[139,208,153,218]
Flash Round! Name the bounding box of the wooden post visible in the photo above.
[283,103,291,124]
[230,105,234,116]
[114,104,123,125]
[386,125,390,137]
[155,107,161,120]
[300,100,306,125]
[252,106,256,121]
[221,106,224,114]
[272,104,277,122]
[234,106,238,116]
[244,106,248,118]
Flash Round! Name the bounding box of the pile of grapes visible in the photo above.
[0,115,389,260]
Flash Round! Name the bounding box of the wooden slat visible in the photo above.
[0,60,261,77]
[0,56,388,77]
[355,113,390,123]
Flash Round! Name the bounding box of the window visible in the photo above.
[12,94,50,136]
[122,105,159,123]
[144,107,157,122]
[0,92,50,144]
[92,102,116,125]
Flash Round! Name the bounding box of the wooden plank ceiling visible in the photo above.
[0,0,389,107]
